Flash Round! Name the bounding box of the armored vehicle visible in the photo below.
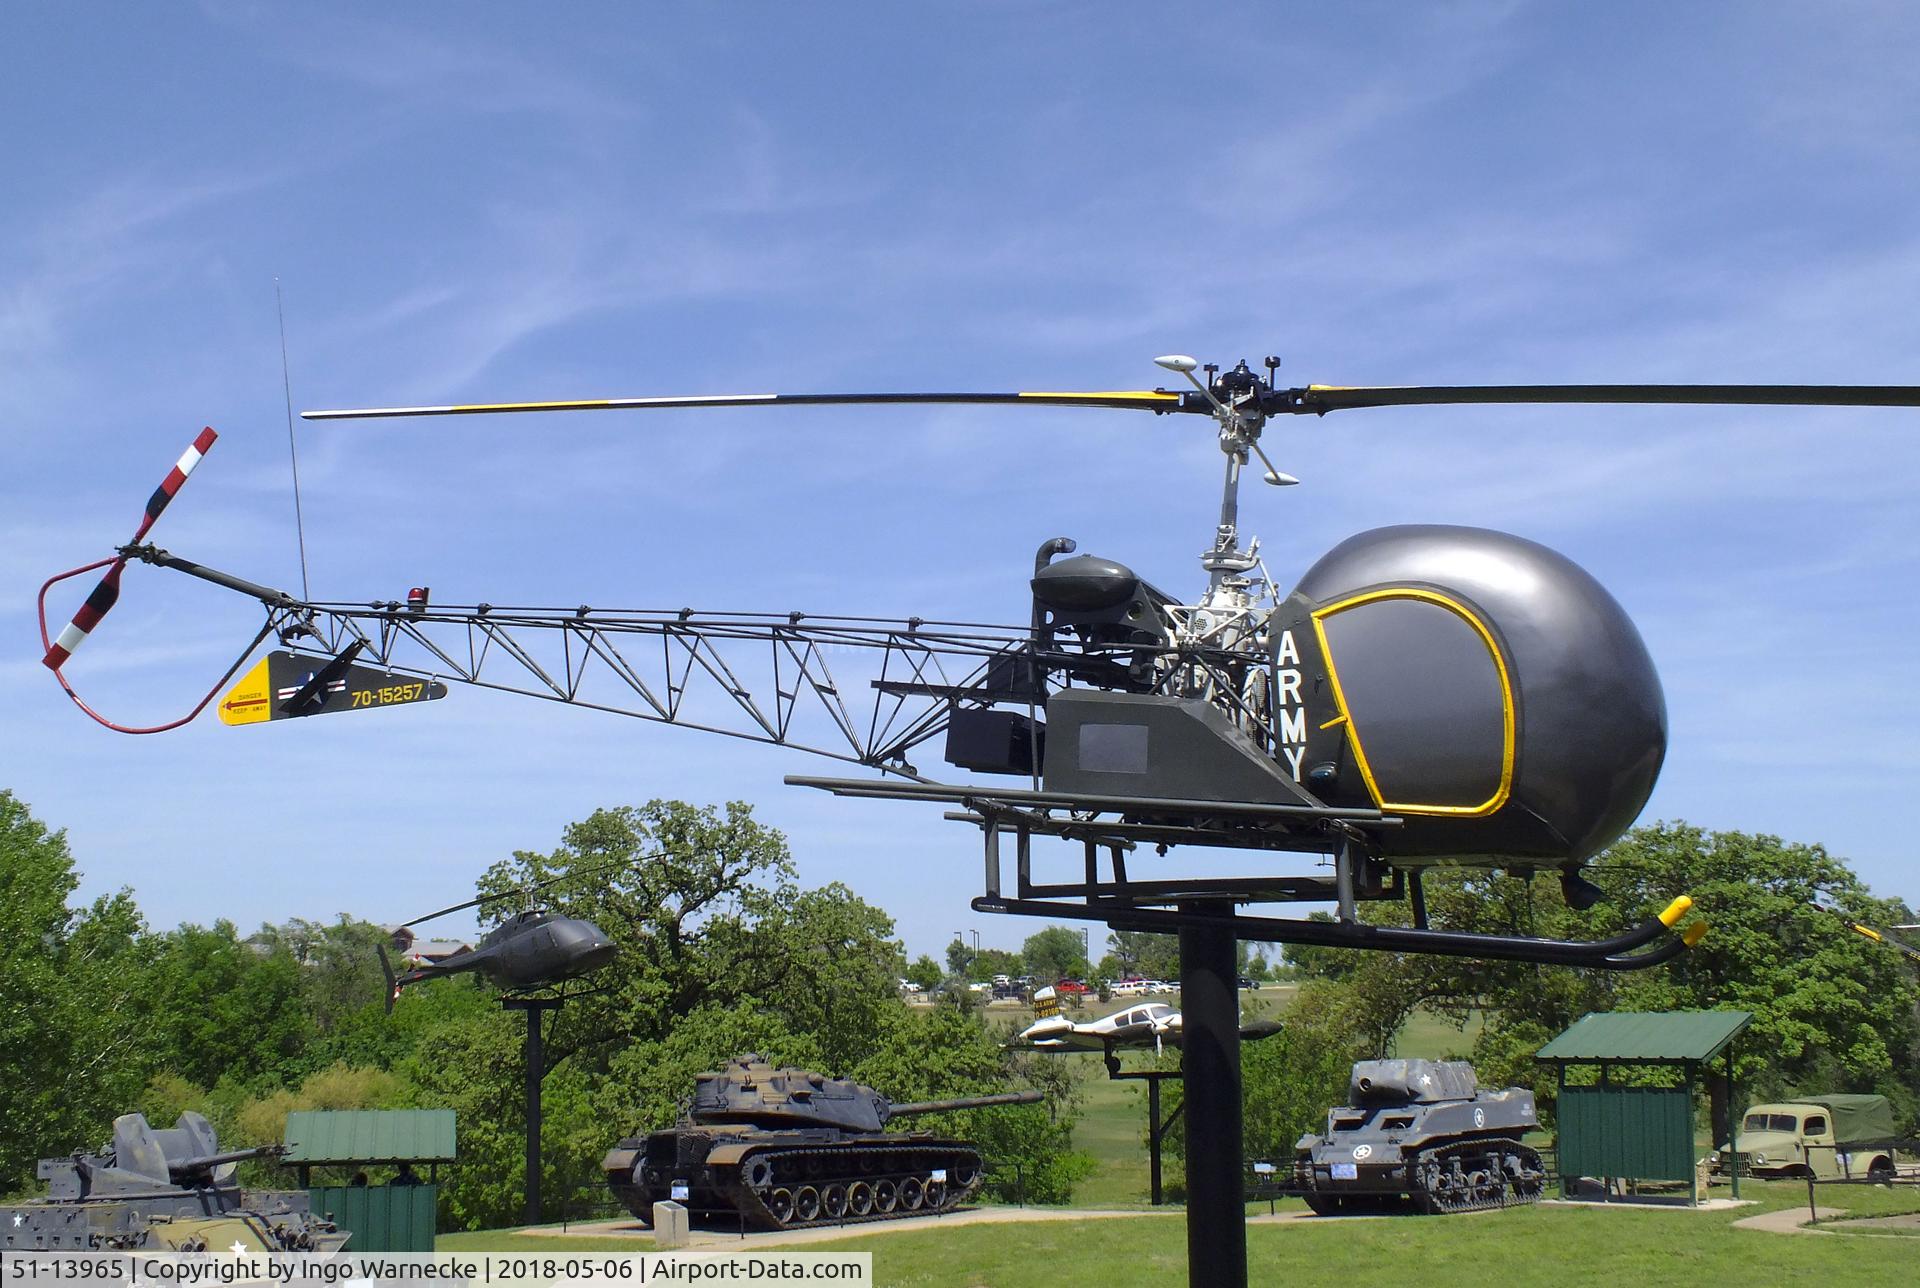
[603,1055,1042,1230]
[0,1111,348,1252]
[1294,1059,1545,1214]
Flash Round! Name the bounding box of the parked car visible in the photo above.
[1054,979,1090,996]
[1112,978,1150,997]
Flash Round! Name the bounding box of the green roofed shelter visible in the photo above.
[284,1109,456,1166]
[1536,1010,1753,1204]
[283,1110,457,1252]
[1536,1009,1751,1065]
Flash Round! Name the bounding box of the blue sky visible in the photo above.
[4,2,1916,959]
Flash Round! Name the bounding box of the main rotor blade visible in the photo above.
[400,850,668,927]
[1288,384,1920,414]
[303,390,1187,421]
[400,892,495,927]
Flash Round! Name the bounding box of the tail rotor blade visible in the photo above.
[40,427,219,671]
[133,427,218,541]
[42,560,127,669]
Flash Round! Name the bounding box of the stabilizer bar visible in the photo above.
[971,894,1700,970]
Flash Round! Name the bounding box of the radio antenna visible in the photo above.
[275,279,312,600]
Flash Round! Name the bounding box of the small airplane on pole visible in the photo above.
[1012,986,1280,1060]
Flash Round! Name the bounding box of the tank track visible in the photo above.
[1407,1137,1546,1214]
[722,1143,985,1231]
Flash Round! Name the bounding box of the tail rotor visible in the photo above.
[41,428,218,670]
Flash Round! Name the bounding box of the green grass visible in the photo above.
[1060,997,1477,1208]
[439,1000,1920,1282]
[1063,1069,1160,1209]
[1392,1005,1484,1059]
[441,1180,1920,1285]
[438,1230,656,1252]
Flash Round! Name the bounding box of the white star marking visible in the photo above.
[11,1213,23,1227]
[230,1241,250,1255]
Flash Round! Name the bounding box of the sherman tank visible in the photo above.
[1293,1059,1546,1215]
[0,1112,348,1253]
[603,1055,1043,1230]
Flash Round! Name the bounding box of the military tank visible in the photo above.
[1293,1059,1546,1215]
[0,1112,348,1253]
[603,1055,1043,1230]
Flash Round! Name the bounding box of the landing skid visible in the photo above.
[785,774,1695,970]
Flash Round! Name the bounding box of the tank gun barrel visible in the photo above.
[889,1090,1044,1116]
[168,1144,288,1176]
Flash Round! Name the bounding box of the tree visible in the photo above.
[0,792,156,1192]
[966,948,1023,983]
[1284,823,1920,1141]
[848,1005,1090,1203]
[1023,927,1089,983]
[1237,984,1374,1164]
[1163,982,1371,1171]
[144,923,310,1090]
[473,800,898,1074]
[1107,930,1179,980]
[905,956,944,992]
[255,916,393,1049]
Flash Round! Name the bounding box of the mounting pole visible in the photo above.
[1179,905,1246,1287]
[1105,1059,1184,1206]
[503,995,566,1226]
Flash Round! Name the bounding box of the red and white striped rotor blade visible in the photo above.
[43,561,128,669]
[41,427,219,670]
[133,427,217,541]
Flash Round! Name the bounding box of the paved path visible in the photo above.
[524,1207,1178,1250]
[1730,1205,1843,1235]
[1541,1197,1752,1213]
[1828,1211,1920,1232]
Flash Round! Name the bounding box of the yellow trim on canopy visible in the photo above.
[1309,587,1515,817]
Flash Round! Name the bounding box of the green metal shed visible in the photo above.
[1536,1010,1752,1204]
[284,1110,457,1252]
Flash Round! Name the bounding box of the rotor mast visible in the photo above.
[1153,354,1296,604]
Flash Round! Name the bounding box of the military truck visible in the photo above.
[1294,1059,1546,1214]
[1714,1094,1901,1182]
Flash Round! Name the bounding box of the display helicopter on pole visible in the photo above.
[38,353,1918,1282]
[379,866,627,1011]
[40,355,1918,965]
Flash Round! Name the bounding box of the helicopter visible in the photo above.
[378,869,622,1010]
[37,355,1920,968]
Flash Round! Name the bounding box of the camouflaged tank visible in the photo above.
[1293,1059,1546,1214]
[603,1055,1042,1230]
[0,1112,348,1253]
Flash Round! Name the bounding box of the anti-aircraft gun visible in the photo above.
[603,1055,1044,1230]
[1293,1059,1546,1215]
[0,1112,348,1253]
